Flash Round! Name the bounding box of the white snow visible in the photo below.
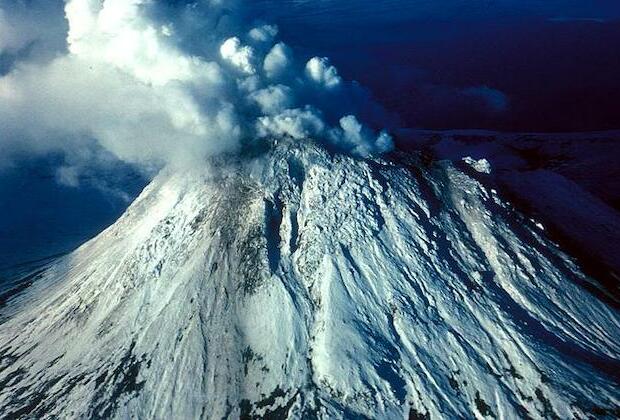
[0,139,618,418]
[463,156,492,174]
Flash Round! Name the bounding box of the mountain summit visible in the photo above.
[0,140,618,418]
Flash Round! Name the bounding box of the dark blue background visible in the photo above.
[247,0,620,131]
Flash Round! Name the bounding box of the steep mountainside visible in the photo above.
[399,130,620,304]
[0,140,618,418]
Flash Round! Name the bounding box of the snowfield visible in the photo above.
[0,139,619,418]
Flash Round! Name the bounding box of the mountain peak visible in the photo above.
[1,144,619,418]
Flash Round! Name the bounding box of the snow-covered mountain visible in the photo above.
[0,139,618,418]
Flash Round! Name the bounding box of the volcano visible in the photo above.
[0,139,619,418]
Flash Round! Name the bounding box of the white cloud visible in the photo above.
[257,107,326,140]
[65,0,224,87]
[0,56,239,167]
[1,0,244,169]
[249,85,294,115]
[263,42,291,79]
[256,109,392,157]
[329,115,394,157]
[220,37,256,74]
[306,57,342,89]
[0,0,394,181]
[248,24,278,43]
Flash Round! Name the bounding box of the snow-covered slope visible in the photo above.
[0,139,618,418]
[398,130,620,304]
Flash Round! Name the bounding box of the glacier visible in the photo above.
[0,139,618,418]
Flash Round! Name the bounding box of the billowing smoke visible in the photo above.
[0,0,393,182]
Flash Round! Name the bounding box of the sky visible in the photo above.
[0,0,618,178]
[1,1,619,167]
[0,0,396,174]
[245,0,620,23]
[247,0,620,132]
[1,0,619,268]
